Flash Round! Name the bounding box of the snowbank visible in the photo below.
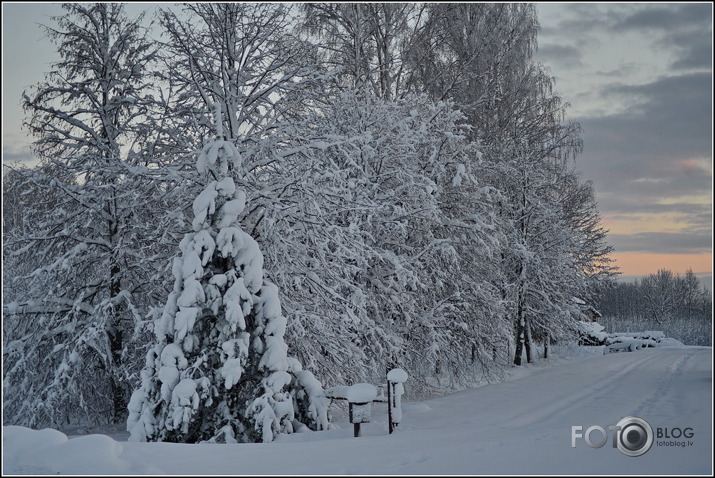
[2,426,162,475]
[603,330,679,354]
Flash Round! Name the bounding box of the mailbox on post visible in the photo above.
[323,372,407,438]
[346,383,377,437]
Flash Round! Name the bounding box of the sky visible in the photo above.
[3,344,712,475]
[533,3,713,286]
[2,2,713,287]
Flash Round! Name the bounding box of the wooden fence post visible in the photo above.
[386,368,408,434]
[387,373,394,434]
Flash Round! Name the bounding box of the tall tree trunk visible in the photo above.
[107,207,125,423]
[514,302,525,366]
[514,322,524,366]
[514,265,526,366]
[544,331,549,359]
[525,317,533,363]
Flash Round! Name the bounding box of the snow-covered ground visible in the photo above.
[3,345,712,475]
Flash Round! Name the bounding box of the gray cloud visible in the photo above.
[598,197,712,253]
[611,4,712,72]
[2,145,36,166]
[666,30,713,70]
[595,63,638,77]
[547,3,623,34]
[598,198,711,220]
[544,4,712,74]
[611,4,711,33]
[579,72,710,150]
[574,72,712,256]
[588,72,712,157]
[537,3,712,264]
[537,43,583,68]
[607,230,712,255]
[538,4,705,39]
[543,3,711,37]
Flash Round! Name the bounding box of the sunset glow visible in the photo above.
[612,251,712,279]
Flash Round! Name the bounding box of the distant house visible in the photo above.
[583,306,602,322]
[572,297,602,323]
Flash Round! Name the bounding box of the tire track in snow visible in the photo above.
[495,350,656,429]
[631,350,691,419]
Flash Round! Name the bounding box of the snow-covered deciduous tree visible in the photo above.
[493,139,617,366]
[406,4,539,138]
[153,1,326,243]
[127,115,330,443]
[247,87,507,392]
[496,154,583,365]
[410,3,617,365]
[156,3,319,148]
[557,175,618,303]
[301,3,424,99]
[3,3,163,427]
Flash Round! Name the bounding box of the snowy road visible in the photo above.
[3,346,712,475]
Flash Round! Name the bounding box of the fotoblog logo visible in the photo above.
[613,417,654,457]
[571,416,654,457]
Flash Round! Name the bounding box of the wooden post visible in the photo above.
[349,402,368,437]
[387,376,394,434]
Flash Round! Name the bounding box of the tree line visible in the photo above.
[3,3,616,437]
[598,269,712,347]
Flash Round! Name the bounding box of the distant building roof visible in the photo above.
[572,297,602,319]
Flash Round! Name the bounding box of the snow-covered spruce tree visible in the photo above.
[127,122,329,443]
